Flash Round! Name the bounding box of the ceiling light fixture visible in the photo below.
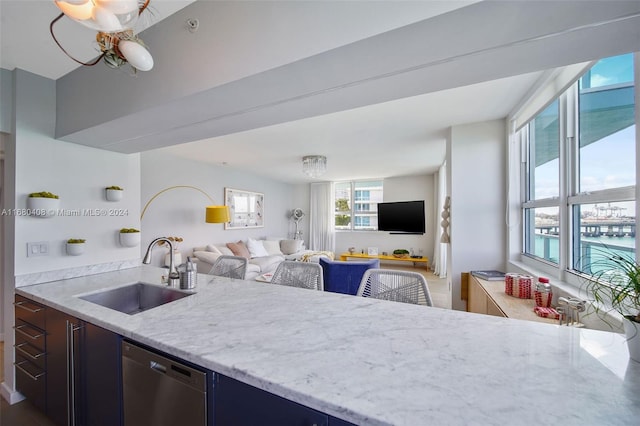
[302,155,327,178]
[50,0,154,72]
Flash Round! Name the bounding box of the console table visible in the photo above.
[468,275,557,324]
[339,252,429,269]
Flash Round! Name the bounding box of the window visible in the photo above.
[523,99,561,265]
[528,100,560,200]
[334,180,383,230]
[520,53,637,282]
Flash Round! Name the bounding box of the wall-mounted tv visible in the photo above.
[377,200,425,234]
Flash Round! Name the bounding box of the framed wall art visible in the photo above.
[225,188,264,229]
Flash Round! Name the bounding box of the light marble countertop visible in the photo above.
[15,266,640,425]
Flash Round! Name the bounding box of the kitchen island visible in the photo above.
[15,266,640,425]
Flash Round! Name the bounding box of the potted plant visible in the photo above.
[105,185,124,201]
[66,238,86,256]
[119,228,140,247]
[27,191,60,217]
[392,249,410,259]
[583,249,640,362]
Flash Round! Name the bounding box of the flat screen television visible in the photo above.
[377,200,425,234]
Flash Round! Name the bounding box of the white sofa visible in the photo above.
[191,238,309,279]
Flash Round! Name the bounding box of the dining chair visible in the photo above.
[270,261,324,291]
[319,257,379,295]
[209,255,248,280]
[357,269,433,306]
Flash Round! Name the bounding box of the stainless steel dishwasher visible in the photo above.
[122,341,208,426]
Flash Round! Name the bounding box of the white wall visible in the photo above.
[448,119,506,311]
[3,69,142,403]
[13,71,141,276]
[334,174,434,262]
[0,69,12,133]
[140,150,296,266]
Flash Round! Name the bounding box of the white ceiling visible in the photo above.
[2,1,636,184]
[160,72,542,183]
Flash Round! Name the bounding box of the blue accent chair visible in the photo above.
[319,257,380,295]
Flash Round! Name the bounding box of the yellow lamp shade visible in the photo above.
[206,206,230,224]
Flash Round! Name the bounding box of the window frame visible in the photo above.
[333,180,383,231]
[516,52,638,288]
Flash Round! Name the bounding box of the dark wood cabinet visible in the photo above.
[79,321,122,426]
[14,296,122,426]
[46,307,123,426]
[45,307,80,426]
[14,295,47,413]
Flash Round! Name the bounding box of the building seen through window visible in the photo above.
[334,181,383,230]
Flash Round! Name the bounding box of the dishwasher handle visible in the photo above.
[150,361,166,374]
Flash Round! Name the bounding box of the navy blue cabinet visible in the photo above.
[214,373,328,425]
[214,373,356,426]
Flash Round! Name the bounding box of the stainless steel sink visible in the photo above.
[78,282,192,315]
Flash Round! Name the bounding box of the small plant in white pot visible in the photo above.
[27,191,60,218]
[66,238,86,256]
[105,185,124,201]
[583,249,640,362]
[119,228,140,247]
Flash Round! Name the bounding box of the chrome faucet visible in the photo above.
[143,237,179,285]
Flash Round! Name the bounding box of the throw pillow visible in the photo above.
[247,238,269,258]
[193,251,221,265]
[262,240,283,256]
[280,239,303,255]
[206,244,222,254]
[227,241,251,259]
[216,245,234,256]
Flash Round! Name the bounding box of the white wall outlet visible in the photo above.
[27,241,49,257]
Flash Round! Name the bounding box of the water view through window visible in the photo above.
[525,53,636,274]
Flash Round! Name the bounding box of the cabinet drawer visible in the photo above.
[14,319,46,349]
[15,355,46,413]
[15,295,46,330]
[14,340,46,370]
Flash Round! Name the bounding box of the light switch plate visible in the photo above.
[27,241,49,257]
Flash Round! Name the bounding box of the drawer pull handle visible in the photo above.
[14,301,44,313]
[14,324,45,340]
[15,342,46,360]
[14,360,45,381]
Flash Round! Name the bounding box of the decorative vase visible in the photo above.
[27,197,60,218]
[165,250,182,267]
[119,232,140,247]
[105,189,124,201]
[623,317,640,363]
[66,242,85,256]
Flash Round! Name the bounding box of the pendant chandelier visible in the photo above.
[50,0,154,72]
[302,155,327,178]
